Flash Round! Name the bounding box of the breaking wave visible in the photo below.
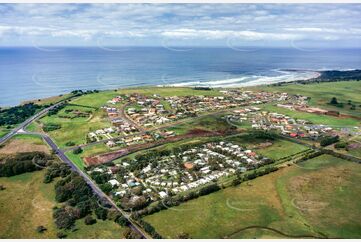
[163,70,320,88]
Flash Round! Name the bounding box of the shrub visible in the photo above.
[43,123,61,132]
[73,147,83,154]
[84,215,96,225]
[36,226,47,233]
[65,141,76,147]
[56,232,67,239]
[320,135,339,147]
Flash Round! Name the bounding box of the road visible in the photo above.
[25,131,152,239]
[0,99,152,239]
[0,103,63,145]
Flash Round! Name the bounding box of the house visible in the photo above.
[108,179,120,187]
[106,140,116,147]
[159,191,168,198]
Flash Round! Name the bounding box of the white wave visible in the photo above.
[166,70,320,88]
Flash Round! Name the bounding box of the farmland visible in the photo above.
[144,155,361,239]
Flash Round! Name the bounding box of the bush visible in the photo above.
[65,141,76,147]
[320,135,339,147]
[84,215,96,225]
[335,142,347,149]
[115,215,129,226]
[56,232,67,239]
[36,225,47,233]
[43,123,61,132]
[73,147,83,154]
[53,207,77,229]
[95,207,108,220]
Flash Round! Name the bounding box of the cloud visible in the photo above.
[0,3,360,47]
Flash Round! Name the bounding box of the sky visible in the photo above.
[0,4,361,48]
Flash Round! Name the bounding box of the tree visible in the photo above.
[115,215,129,226]
[95,207,108,220]
[73,147,83,154]
[330,97,338,105]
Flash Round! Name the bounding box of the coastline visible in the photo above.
[3,69,361,109]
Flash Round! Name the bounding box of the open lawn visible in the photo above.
[250,81,361,118]
[144,155,361,239]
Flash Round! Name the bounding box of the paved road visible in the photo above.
[0,103,62,145]
[26,132,152,239]
[0,99,152,238]
[63,105,240,152]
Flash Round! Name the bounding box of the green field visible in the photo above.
[256,139,308,160]
[0,170,59,238]
[39,106,109,148]
[251,81,361,118]
[0,170,126,239]
[144,155,361,239]
[65,143,111,170]
[0,128,10,138]
[261,104,360,127]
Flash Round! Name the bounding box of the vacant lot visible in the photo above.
[144,155,361,239]
[0,134,50,155]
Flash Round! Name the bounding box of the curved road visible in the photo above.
[0,102,152,239]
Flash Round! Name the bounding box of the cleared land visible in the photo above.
[144,155,361,239]
[0,134,50,155]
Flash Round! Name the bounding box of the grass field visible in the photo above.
[256,139,308,160]
[0,134,50,155]
[261,104,360,127]
[0,170,126,239]
[144,155,361,239]
[250,81,361,118]
[0,170,58,239]
[65,143,111,170]
[39,106,110,148]
[0,126,11,138]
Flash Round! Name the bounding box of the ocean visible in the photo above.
[0,47,360,107]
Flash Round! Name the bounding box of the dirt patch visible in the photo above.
[0,139,50,155]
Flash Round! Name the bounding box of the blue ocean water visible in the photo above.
[0,47,360,107]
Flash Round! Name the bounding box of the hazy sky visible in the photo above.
[0,4,361,48]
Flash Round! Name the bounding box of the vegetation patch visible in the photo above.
[144,155,361,239]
